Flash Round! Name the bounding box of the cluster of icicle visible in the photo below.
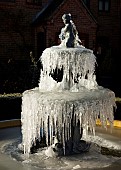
[39,46,97,92]
[21,88,116,156]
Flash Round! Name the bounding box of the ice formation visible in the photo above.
[21,87,115,156]
[21,14,116,156]
[39,47,97,91]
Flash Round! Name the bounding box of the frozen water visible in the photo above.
[21,87,115,156]
[0,126,121,170]
[21,45,116,156]
[39,47,97,91]
[1,131,121,170]
[21,14,116,157]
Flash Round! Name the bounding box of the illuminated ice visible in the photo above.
[21,14,116,157]
[39,47,97,91]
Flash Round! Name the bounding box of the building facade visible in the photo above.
[0,0,121,93]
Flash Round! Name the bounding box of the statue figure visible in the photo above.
[59,13,82,47]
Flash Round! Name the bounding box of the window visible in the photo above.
[83,0,90,8]
[26,0,42,5]
[98,0,110,12]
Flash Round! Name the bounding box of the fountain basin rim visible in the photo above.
[23,87,115,103]
[0,119,21,129]
[44,45,93,53]
[1,119,121,129]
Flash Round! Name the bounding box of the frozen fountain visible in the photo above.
[21,14,116,158]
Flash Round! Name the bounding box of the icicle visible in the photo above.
[49,124,52,146]
[21,44,116,157]
[69,118,72,138]
[62,123,66,155]
[67,122,70,141]
[38,47,97,92]
[46,117,49,147]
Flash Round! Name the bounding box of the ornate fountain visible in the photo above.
[21,14,115,157]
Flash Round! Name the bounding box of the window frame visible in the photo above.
[98,0,110,12]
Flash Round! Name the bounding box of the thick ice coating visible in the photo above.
[21,87,115,156]
[21,13,116,157]
[39,46,97,91]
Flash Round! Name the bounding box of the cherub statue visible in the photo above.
[59,13,82,47]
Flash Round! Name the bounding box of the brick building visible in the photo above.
[0,0,121,94]
[32,0,97,59]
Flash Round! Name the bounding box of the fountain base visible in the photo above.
[21,86,115,155]
[1,126,121,170]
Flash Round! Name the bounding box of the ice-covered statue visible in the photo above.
[21,14,116,158]
[59,13,82,47]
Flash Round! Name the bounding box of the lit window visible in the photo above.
[98,0,110,12]
[26,0,42,5]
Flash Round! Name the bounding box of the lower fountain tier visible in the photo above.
[21,87,116,155]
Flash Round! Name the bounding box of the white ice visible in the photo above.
[21,45,116,156]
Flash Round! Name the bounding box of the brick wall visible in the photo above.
[0,0,121,93]
[0,0,120,61]
[0,0,44,62]
[90,0,120,54]
[0,0,48,93]
[34,0,97,58]
[88,0,121,80]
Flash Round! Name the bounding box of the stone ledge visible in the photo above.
[0,119,121,129]
[0,119,21,129]
[96,119,121,128]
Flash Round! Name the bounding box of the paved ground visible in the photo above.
[0,126,121,170]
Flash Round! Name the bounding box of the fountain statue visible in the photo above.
[59,13,82,47]
[21,14,116,157]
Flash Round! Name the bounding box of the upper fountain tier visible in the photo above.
[39,46,97,92]
[39,14,97,92]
